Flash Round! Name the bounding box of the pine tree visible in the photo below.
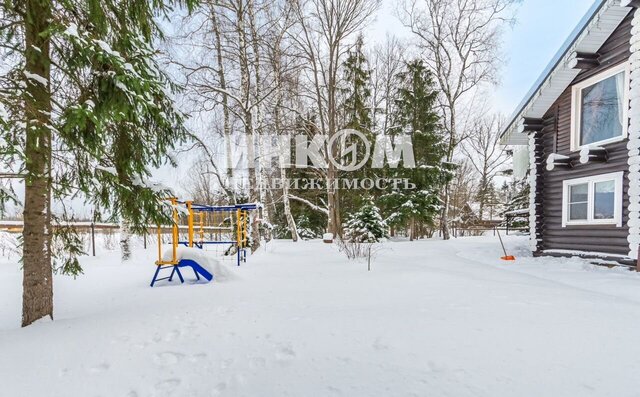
[381,60,453,240]
[343,197,388,243]
[0,0,196,326]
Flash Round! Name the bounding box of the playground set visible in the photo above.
[150,198,260,287]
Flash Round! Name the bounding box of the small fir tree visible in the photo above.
[296,215,319,240]
[343,198,388,243]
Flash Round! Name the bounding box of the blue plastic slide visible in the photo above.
[178,259,214,282]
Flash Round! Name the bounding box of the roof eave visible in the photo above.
[501,0,634,146]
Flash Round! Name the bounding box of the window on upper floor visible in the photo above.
[562,171,623,227]
[570,62,629,151]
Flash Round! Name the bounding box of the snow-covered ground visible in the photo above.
[2,236,640,396]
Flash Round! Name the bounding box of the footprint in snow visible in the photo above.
[249,356,267,369]
[153,352,184,366]
[155,378,181,394]
[275,344,296,365]
[187,352,208,363]
[163,329,181,342]
[87,362,110,374]
[113,334,131,343]
[220,358,235,369]
[58,367,71,377]
[216,307,232,316]
[372,337,389,351]
[211,382,228,396]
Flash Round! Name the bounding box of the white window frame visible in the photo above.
[562,171,623,227]
[570,62,630,152]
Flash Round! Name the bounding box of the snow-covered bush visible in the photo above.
[338,199,387,260]
[343,198,388,243]
[271,224,291,239]
[296,215,320,240]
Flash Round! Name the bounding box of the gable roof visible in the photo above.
[500,0,634,145]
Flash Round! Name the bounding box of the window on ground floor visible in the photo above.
[562,171,623,227]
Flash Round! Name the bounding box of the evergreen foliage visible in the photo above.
[382,60,454,230]
[0,0,197,325]
[343,197,387,243]
[502,180,530,229]
[0,0,196,275]
[341,34,372,132]
[296,214,320,240]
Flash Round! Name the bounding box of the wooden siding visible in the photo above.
[538,10,635,256]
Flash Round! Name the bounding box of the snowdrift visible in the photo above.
[162,247,237,282]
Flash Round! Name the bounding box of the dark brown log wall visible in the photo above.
[538,10,635,256]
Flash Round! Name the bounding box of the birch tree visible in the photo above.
[264,2,301,241]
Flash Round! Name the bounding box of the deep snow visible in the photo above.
[2,236,640,396]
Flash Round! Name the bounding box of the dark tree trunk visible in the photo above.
[22,0,53,327]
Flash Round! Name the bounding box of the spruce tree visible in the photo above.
[341,34,372,133]
[339,34,376,214]
[382,60,454,240]
[343,197,388,243]
[0,0,196,326]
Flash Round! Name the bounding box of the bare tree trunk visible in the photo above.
[272,58,299,241]
[248,1,273,241]
[235,2,260,251]
[441,107,456,240]
[326,42,341,237]
[409,217,416,241]
[22,0,53,327]
[211,6,234,189]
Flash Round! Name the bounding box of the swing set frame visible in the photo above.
[155,198,260,268]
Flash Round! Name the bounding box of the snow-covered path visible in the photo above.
[2,236,640,396]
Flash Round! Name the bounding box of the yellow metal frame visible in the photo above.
[199,212,204,244]
[186,200,194,248]
[155,197,180,266]
[155,198,253,265]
